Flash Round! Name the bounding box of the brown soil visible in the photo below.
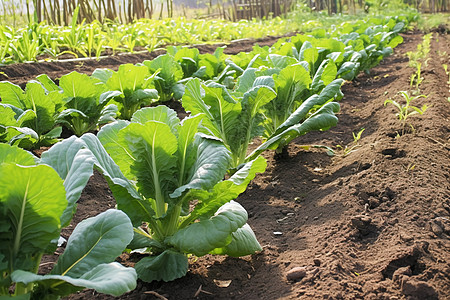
[36,31,450,300]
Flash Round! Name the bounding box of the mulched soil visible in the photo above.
[8,31,449,300]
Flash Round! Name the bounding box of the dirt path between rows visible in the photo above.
[31,31,450,300]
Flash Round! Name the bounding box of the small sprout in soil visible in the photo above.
[403,163,416,172]
[443,64,450,85]
[384,91,429,136]
[336,128,365,157]
[298,144,335,156]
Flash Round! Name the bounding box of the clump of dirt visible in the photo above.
[35,31,450,300]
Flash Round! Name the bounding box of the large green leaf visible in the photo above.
[106,64,150,93]
[186,156,266,221]
[134,249,188,283]
[12,262,136,297]
[51,209,133,278]
[11,210,136,298]
[248,102,340,160]
[81,133,154,226]
[0,143,36,166]
[40,136,95,227]
[36,74,61,92]
[0,164,66,271]
[22,82,58,135]
[120,121,178,204]
[96,121,133,180]
[0,104,18,126]
[174,115,204,187]
[91,68,114,84]
[170,134,230,198]
[267,54,298,69]
[0,82,26,109]
[210,224,262,257]
[168,201,248,256]
[59,72,104,99]
[131,106,179,134]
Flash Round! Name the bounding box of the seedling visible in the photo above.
[384,91,428,135]
[443,64,450,85]
[410,62,423,91]
[403,162,416,173]
[336,128,365,156]
[407,33,432,92]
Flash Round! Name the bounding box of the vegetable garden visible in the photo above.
[1,5,449,300]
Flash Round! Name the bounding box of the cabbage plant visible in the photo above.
[0,81,63,149]
[82,105,265,282]
[91,64,159,120]
[0,144,137,299]
[182,75,341,170]
[56,71,121,136]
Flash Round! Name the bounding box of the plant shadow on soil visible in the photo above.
[30,31,450,300]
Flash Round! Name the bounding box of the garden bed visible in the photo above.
[0,34,290,88]
[31,31,450,299]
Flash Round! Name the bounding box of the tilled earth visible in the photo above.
[5,31,448,300]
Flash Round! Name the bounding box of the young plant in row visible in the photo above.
[182,78,276,170]
[166,46,227,81]
[0,143,137,299]
[82,105,266,282]
[384,91,428,135]
[142,54,185,102]
[92,64,159,120]
[182,71,342,170]
[52,71,121,136]
[0,80,63,149]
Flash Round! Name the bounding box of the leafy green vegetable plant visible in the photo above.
[384,91,428,135]
[142,54,185,102]
[56,71,121,136]
[92,64,159,120]
[182,78,276,169]
[182,73,341,170]
[0,143,137,299]
[82,105,266,283]
[0,80,63,149]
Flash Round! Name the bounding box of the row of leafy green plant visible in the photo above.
[1,15,410,299]
[0,15,409,152]
[384,33,432,137]
[0,10,418,65]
